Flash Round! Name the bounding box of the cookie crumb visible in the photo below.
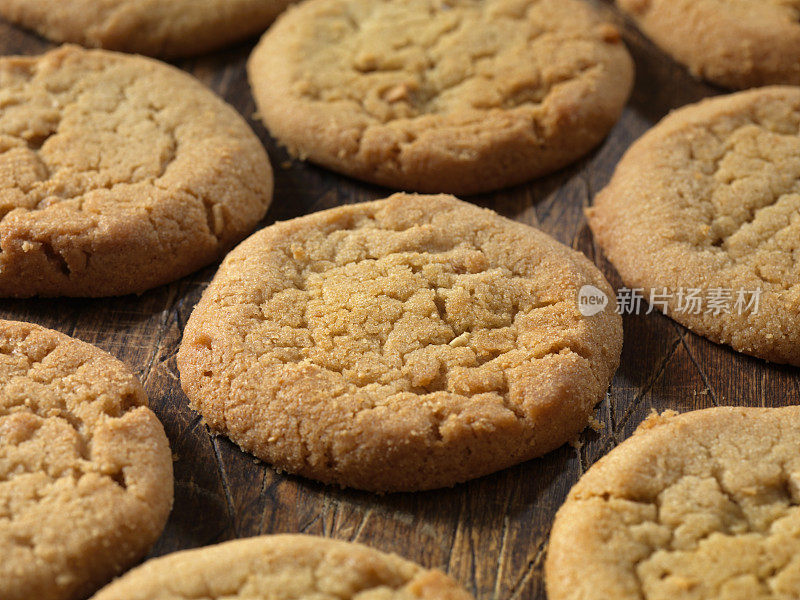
[448,332,471,347]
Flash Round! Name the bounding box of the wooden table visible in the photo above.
[1,2,797,598]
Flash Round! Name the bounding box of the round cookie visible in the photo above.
[0,45,272,297]
[0,319,173,600]
[546,407,800,600]
[247,0,634,195]
[91,534,474,600]
[618,0,800,89]
[0,0,296,58]
[588,86,800,366]
[177,193,622,492]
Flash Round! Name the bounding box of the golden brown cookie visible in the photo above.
[546,407,800,600]
[588,86,800,366]
[0,319,173,600]
[177,193,622,492]
[0,45,273,297]
[0,0,296,58]
[91,534,474,600]
[618,0,800,89]
[247,0,634,194]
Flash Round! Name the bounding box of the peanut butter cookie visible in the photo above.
[248,0,634,194]
[588,86,800,366]
[546,407,800,600]
[0,46,273,297]
[91,534,474,600]
[177,193,622,492]
[0,0,295,58]
[618,0,800,89]
[0,319,173,600]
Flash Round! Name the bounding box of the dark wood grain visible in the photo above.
[1,2,797,599]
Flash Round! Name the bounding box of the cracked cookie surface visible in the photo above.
[247,0,633,194]
[588,87,800,366]
[618,0,800,88]
[0,0,296,58]
[546,407,800,600]
[91,534,474,600]
[177,193,622,492]
[0,319,173,600]
[0,45,272,297]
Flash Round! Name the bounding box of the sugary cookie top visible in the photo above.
[589,86,800,364]
[613,87,800,290]
[547,407,800,600]
[0,320,173,600]
[184,193,618,404]
[0,0,296,57]
[91,535,474,600]
[178,194,622,490]
[617,0,800,88]
[269,0,623,123]
[0,45,271,296]
[249,0,633,193]
[622,0,800,19]
[200,197,611,397]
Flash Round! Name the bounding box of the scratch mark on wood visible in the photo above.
[506,536,549,600]
[445,497,467,575]
[258,472,285,534]
[534,188,562,225]
[141,285,179,388]
[492,513,512,600]
[350,507,373,543]
[468,527,478,596]
[174,413,203,446]
[586,333,682,467]
[613,334,682,438]
[299,512,322,534]
[676,326,722,407]
[324,495,340,537]
[210,434,237,537]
